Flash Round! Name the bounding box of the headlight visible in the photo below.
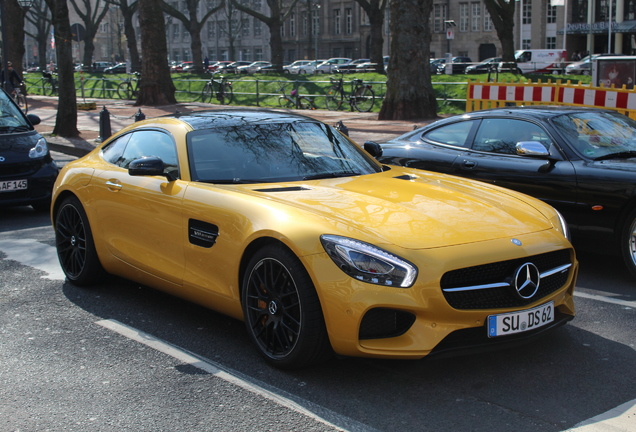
[320,235,418,288]
[551,209,570,241]
[29,138,48,159]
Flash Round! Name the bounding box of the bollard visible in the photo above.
[97,106,112,143]
[334,120,349,136]
[134,109,146,122]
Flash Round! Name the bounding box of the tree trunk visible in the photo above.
[378,0,437,121]
[136,0,176,105]
[6,0,27,76]
[44,0,79,137]
[367,7,385,74]
[82,35,96,68]
[122,6,141,72]
[483,0,516,62]
[189,22,203,72]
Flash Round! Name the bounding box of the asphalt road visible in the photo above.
[1,158,635,431]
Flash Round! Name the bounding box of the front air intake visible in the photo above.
[359,308,416,340]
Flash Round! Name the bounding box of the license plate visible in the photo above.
[487,301,554,338]
[0,179,27,192]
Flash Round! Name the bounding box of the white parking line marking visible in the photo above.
[96,319,364,432]
[574,291,636,309]
[565,398,636,431]
[0,238,64,280]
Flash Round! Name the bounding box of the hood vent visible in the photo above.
[254,186,311,193]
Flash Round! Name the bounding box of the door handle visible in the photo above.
[461,160,477,169]
[105,180,122,190]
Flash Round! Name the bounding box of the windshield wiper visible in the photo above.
[303,171,361,180]
[593,151,636,161]
[200,179,273,184]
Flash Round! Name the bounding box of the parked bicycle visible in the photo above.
[200,73,233,105]
[325,75,375,112]
[117,72,141,100]
[41,71,58,96]
[13,83,27,112]
[277,83,316,109]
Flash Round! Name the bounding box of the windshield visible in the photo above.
[552,111,636,159]
[187,121,382,183]
[0,90,32,133]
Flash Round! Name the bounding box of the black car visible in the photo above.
[464,57,502,74]
[103,63,127,74]
[364,106,636,278]
[0,89,58,211]
[438,56,473,74]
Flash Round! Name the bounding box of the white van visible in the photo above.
[512,49,567,74]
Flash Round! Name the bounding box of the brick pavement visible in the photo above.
[27,95,439,156]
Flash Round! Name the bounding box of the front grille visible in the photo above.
[359,308,416,340]
[441,249,572,310]
[0,160,41,178]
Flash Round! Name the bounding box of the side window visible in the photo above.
[101,133,131,165]
[420,120,476,147]
[472,119,553,155]
[120,130,179,177]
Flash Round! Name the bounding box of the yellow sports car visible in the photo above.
[52,109,577,368]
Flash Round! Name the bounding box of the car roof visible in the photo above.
[448,105,616,122]
[167,108,322,131]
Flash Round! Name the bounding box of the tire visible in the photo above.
[621,208,636,279]
[42,80,54,96]
[201,84,213,103]
[325,90,343,111]
[298,96,315,110]
[16,94,27,111]
[117,82,133,100]
[241,244,331,369]
[278,96,295,109]
[55,196,104,286]
[216,83,233,105]
[353,86,375,112]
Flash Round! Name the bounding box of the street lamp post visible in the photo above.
[313,2,320,61]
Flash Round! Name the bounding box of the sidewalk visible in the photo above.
[27,95,438,156]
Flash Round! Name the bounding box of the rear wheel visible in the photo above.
[216,83,233,105]
[42,80,55,96]
[621,208,636,279]
[325,90,343,111]
[117,82,133,100]
[353,86,375,112]
[298,96,315,110]
[201,84,213,103]
[278,96,295,109]
[242,244,331,369]
[55,196,104,285]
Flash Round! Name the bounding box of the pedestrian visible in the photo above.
[0,61,23,97]
[204,56,209,72]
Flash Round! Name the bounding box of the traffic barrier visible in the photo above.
[466,79,636,119]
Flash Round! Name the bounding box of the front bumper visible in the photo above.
[0,158,59,208]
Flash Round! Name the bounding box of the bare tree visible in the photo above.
[353,0,388,73]
[216,1,245,61]
[3,0,28,76]
[25,0,53,71]
[106,0,141,71]
[136,0,176,105]
[483,0,516,62]
[68,0,110,68]
[43,0,79,136]
[378,0,437,120]
[230,0,302,71]
[162,0,224,71]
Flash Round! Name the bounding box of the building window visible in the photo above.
[254,19,262,36]
[183,24,189,40]
[547,2,557,23]
[345,8,352,34]
[484,9,493,31]
[313,8,320,35]
[218,20,226,37]
[207,22,215,40]
[471,2,481,32]
[173,23,179,40]
[546,36,556,49]
[290,13,295,36]
[302,11,308,35]
[460,3,469,32]
[433,4,447,33]
[334,9,341,35]
[522,39,531,49]
[241,49,250,61]
[255,48,263,61]
[522,0,532,24]
[242,19,250,36]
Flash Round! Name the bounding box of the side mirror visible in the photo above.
[129,156,177,181]
[26,114,41,126]
[363,141,383,158]
[516,141,550,157]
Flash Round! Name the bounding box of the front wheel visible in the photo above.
[55,196,104,285]
[353,86,375,112]
[16,94,27,112]
[42,80,55,96]
[298,96,316,110]
[117,82,134,100]
[621,208,636,279]
[242,244,331,369]
[278,96,295,109]
[201,84,213,103]
[216,83,233,105]
[325,90,343,111]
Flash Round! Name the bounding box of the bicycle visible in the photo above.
[117,72,141,100]
[277,83,316,110]
[200,73,233,105]
[325,75,375,112]
[13,83,28,113]
[41,71,58,96]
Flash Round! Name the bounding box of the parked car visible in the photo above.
[0,88,58,211]
[294,60,324,74]
[315,58,352,74]
[92,61,114,72]
[464,57,502,74]
[207,61,233,72]
[438,56,473,74]
[236,61,271,74]
[284,60,312,74]
[334,59,369,73]
[366,105,636,278]
[171,61,193,73]
[430,58,446,74]
[565,53,625,75]
[50,108,576,368]
[216,61,251,73]
[103,63,128,74]
[354,56,390,72]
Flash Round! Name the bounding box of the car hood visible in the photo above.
[235,169,553,250]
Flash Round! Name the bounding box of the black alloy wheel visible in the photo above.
[621,208,636,279]
[55,196,103,285]
[242,244,331,369]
